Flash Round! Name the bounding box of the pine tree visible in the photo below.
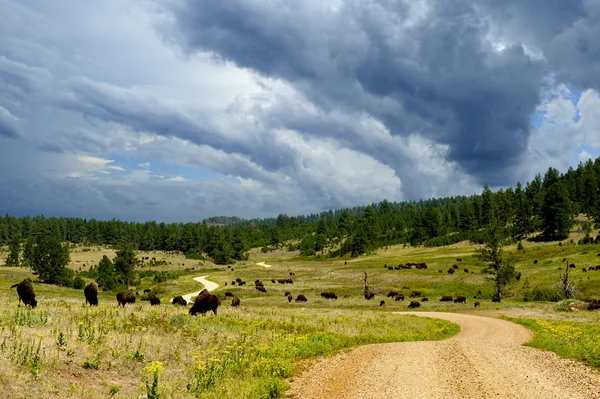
[541,181,572,239]
[113,243,137,285]
[513,182,531,239]
[481,184,496,226]
[30,236,72,286]
[97,255,116,290]
[478,224,516,300]
[6,233,21,267]
[459,201,477,231]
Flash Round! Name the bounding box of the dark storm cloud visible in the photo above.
[0,106,22,138]
[480,0,600,91]
[160,0,545,184]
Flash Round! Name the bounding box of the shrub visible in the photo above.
[523,286,563,302]
[72,276,86,289]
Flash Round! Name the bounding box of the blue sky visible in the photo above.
[1,0,599,222]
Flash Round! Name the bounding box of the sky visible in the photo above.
[1,0,599,222]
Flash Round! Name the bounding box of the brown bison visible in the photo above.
[387,291,399,298]
[440,296,453,302]
[379,300,385,306]
[84,282,99,306]
[364,291,375,300]
[189,291,220,316]
[394,293,405,301]
[448,268,455,274]
[148,295,161,306]
[409,291,421,298]
[287,294,293,302]
[224,291,234,297]
[295,294,308,303]
[11,279,37,308]
[232,297,240,307]
[256,286,267,293]
[320,292,338,299]
[492,295,501,303]
[421,297,428,302]
[454,296,467,304]
[126,293,136,304]
[474,301,480,308]
[408,301,421,308]
[172,296,187,306]
[116,292,127,307]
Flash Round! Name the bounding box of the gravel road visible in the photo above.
[170,275,219,304]
[288,312,600,399]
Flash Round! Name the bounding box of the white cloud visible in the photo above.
[107,165,125,171]
[137,162,151,168]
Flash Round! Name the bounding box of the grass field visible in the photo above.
[1,226,600,398]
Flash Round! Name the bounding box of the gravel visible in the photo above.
[288,312,600,399]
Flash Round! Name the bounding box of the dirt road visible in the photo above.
[171,276,219,304]
[256,261,272,268]
[288,312,600,399]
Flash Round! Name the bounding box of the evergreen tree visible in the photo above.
[481,184,496,226]
[459,201,477,231]
[541,181,572,239]
[478,224,516,300]
[113,243,137,285]
[30,236,72,286]
[6,233,21,267]
[513,182,531,239]
[22,237,35,267]
[96,255,116,290]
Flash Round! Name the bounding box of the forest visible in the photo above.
[1,158,599,266]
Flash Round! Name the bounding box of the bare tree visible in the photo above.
[557,258,577,299]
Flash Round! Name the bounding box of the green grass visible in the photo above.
[506,316,600,369]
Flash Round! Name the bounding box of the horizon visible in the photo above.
[1,1,599,223]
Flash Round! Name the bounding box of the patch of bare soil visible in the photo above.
[288,312,600,399]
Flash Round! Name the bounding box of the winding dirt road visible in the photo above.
[171,276,219,304]
[256,261,272,268]
[289,312,600,399]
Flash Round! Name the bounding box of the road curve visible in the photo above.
[256,261,272,268]
[288,312,600,399]
[171,276,219,305]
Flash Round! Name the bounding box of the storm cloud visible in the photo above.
[0,0,598,221]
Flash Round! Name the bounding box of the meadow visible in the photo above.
[1,225,600,398]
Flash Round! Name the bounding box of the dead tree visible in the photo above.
[557,258,577,299]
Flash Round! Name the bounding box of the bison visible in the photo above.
[172,296,187,306]
[409,291,421,298]
[379,300,385,306]
[224,291,234,297]
[448,268,455,274]
[189,291,220,316]
[148,295,161,306]
[454,296,467,304]
[421,297,429,302]
[84,282,98,306]
[295,294,308,303]
[492,295,501,303]
[534,259,538,264]
[256,286,267,293]
[408,301,421,308]
[440,296,453,302]
[320,292,338,299]
[11,279,37,308]
[474,301,480,308]
[387,291,399,298]
[126,293,136,304]
[364,291,375,300]
[394,293,405,301]
[287,294,293,303]
[116,292,127,307]
[231,297,241,307]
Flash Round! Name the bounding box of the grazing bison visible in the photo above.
[148,295,161,306]
[408,301,421,308]
[172,296,187,306]
[117,292,128,307]
[452,264,459,269]
[448,268,455,274]
[569,263,576,269]
[438,269,443,273]
[588,300,600,311]
[126,293,136,304]
[534,259,538,264]
[256,286,267,293]
[143,288,151,294]
[474,301,480,308]
[287,294,293,303]
[387,291,399,298]
[189,291,220,316]
[394,294,405,301]
[238,281,246,286]
[364,291,375,300]
[231,281,236,286]
[421,297,429,302]
[456,258,462,262]
[271,279,276,283]
[492,295,501,303]
[284,292,291,297]
[11,279,37,308]
[583,268,587,272]
[464,269,469,273]
[232,297,241,307]
[295,294,308,303]
[409,291,421,298]
[84,282,98,306]
[320,292,338,299]
[379,300,385,306]
[454,296,467,304]
[440,296,453,302]
[224,292,234,297]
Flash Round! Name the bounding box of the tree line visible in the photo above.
[2,158,599,265]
